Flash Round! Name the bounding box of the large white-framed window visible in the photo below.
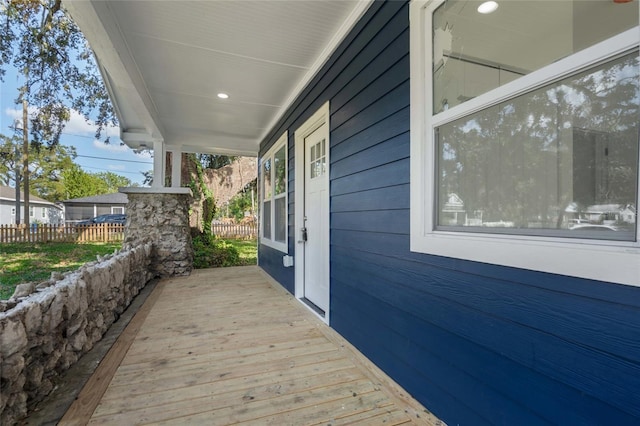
[410,0,640,286]
[260,132,288,253]
[111,206,125,214]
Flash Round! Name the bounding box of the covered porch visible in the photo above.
[56,266,439,425]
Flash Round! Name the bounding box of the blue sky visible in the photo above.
[1,68,152,186]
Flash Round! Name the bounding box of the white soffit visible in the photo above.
[64,0,372,155]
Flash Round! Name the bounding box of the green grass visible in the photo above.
[217,238,257,266]
[1,239,257,299]
[0,242,122,300]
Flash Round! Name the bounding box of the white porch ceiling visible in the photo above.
[64,0,371,156]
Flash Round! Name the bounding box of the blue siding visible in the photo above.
[259,1,640,424]
[258,243,294,294]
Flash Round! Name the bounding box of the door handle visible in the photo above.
[298,227,307,243]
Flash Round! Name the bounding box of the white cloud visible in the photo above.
[4,107,119,137]
[92,139,128,152]
[4,107,32,126]
[64,109,100,135]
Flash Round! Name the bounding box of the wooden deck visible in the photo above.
[60,266,442,425]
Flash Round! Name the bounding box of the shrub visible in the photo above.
[192,233,240,268]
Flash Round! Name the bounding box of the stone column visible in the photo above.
[120,187,193,277]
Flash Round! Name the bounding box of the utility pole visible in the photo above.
[22,99,30,229]
[14,145,21,224]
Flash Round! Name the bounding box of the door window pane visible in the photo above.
[436,52,639,241]
[310,140,326,179]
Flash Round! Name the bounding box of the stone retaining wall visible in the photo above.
[0,243,153,425]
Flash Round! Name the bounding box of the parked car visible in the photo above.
[77,214,126,226]
[568,223,618,232]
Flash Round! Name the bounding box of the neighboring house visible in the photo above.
[62,193,128,224]
[440,193,465,226]
[67,1,640,424]
[584,204,635,225]
[0,185,63,225]
[622,205,637,224]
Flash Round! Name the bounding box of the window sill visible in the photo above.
[260,238,288,254]
[410,231,640,287]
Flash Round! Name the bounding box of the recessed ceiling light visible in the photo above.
[217,93,229,99]
[477,1,498,14]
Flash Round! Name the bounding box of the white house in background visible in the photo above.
[0,185,63,225]
[584,203,637,225]
[622,205,637,224]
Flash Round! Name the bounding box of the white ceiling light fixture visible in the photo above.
[477,1,499,14]
[217,93,229,99]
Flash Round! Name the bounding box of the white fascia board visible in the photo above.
[64,0,164,147]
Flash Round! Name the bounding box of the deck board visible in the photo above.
[60,266,442,425]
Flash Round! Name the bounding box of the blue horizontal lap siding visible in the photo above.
[331,246,640,422]
[258,1,640,424]
[331,184,409,213]
[258,239,294,294]
[330,261,639,426]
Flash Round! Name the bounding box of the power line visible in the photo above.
[80,165,148,176]
[76,154,152,164]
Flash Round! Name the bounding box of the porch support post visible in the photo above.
[168,145,182,188]
[152,140,165,188]
[120,187,193,277]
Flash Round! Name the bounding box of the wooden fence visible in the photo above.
[211,223,257,240]
[0,224,125,244]
[1,223,256,243]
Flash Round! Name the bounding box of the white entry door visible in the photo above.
[300,121,330,315]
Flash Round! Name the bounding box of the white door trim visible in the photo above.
[294,101,331,324]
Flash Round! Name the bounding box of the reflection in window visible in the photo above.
[263,200,271,239]
[274,146,286,195]
[433,0,639,114]
[436,52,639,241]
[275,197,286,243]
[263,158,272,200]
[310,139,326,179]
[261,133,288,251]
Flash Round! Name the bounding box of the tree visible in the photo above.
[198,154,236,170]
[0,132,77,201]
[1,0,117,226]
[0,134,21,186]
[61,165,132,200]
[95,171,134,193]
[0,0,116,147]
[220,179,257,221]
